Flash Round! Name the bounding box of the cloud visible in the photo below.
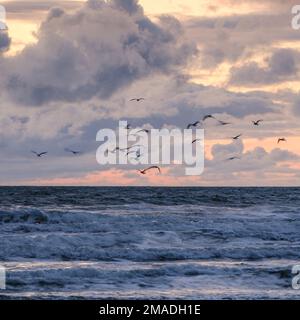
[0,1,83,24]
[0,31,11,52]
[1,0,299,186]
[0,0,197,107]
[185,12,300,68]
[229,49,299,86]
[208,140,300,170]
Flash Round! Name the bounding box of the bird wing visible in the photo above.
[31,151,38,155]
[145,166,161,173]
[39,152,48,156]
[203,115,214,121]
[136,129,148,134]
[227,156,239,161]
[153,166,161,173]
[219,121,230,125]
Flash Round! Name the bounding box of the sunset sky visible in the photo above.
[1,0,300,186]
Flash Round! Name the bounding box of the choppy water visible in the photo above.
[0,187,300,299]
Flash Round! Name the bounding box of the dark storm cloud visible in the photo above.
[0,31,11,52]
[185,12,299,68]
[111,0,140,14]
[0,0,197,107]
[230,49,299,85]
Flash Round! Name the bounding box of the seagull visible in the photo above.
[130,129,150,136]
[192,138,202,144]
[111,146,127,153]
[111,145,142,153]
[252,120,263,126]
[202,115,215,121]
[130,98,145,102]
[232,134,242,140]
[65,148,82,155]
[187,121,201,129]
[127,149,142,160]
[226,156,241,161]
[139,166,161,175]
[124,124,132,130]
[277,138,287,144]
[31,151,48,158]
[126,149,137,156]
[218,120,231,126]
[136,129,150,134]
[135,149,142,159]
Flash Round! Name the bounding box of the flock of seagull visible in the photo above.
[31,98,288,176]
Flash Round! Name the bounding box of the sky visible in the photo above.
[1,0,300,186]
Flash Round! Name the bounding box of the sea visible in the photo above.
[0,187,300,300]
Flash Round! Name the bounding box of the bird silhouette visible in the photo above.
[130,129,150,136]
[218,120,231,126]
[124,124,132,130]
[111,145,142,153]
[31,151,48,158]
[202,115,215,121]
[232,134,242,140]
[192,138,202,144]
[226,156,241,161]
[127,149,142,160]
[187,121,201,129]
[139,166,161,175]
[252,120,263,126]
[130,98,145,102]
[277,138,287,144]
[65,148,82,155]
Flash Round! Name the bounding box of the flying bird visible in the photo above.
[124,124,132,130]
[130,129,150,136]
[226,156,241,161]
[127,149,142,160]
[130,98,145,102]
[187,121,201,129]
[136,129,150,134]
[31,151,48,158]
[111,147,127,153]
[218,120,231,126]
[232,134,242,140]
[126,149,137,156]
[277,138,287,144]
[202,115,215,121]
[192,138,202,144]
[65,148,82,155]
[139,166,161,175]
[111,145,142,153]
[252,120,263,126]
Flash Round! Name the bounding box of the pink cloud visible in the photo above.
[23,167,201,186]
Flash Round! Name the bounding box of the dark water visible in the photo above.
[0,187,300,299]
